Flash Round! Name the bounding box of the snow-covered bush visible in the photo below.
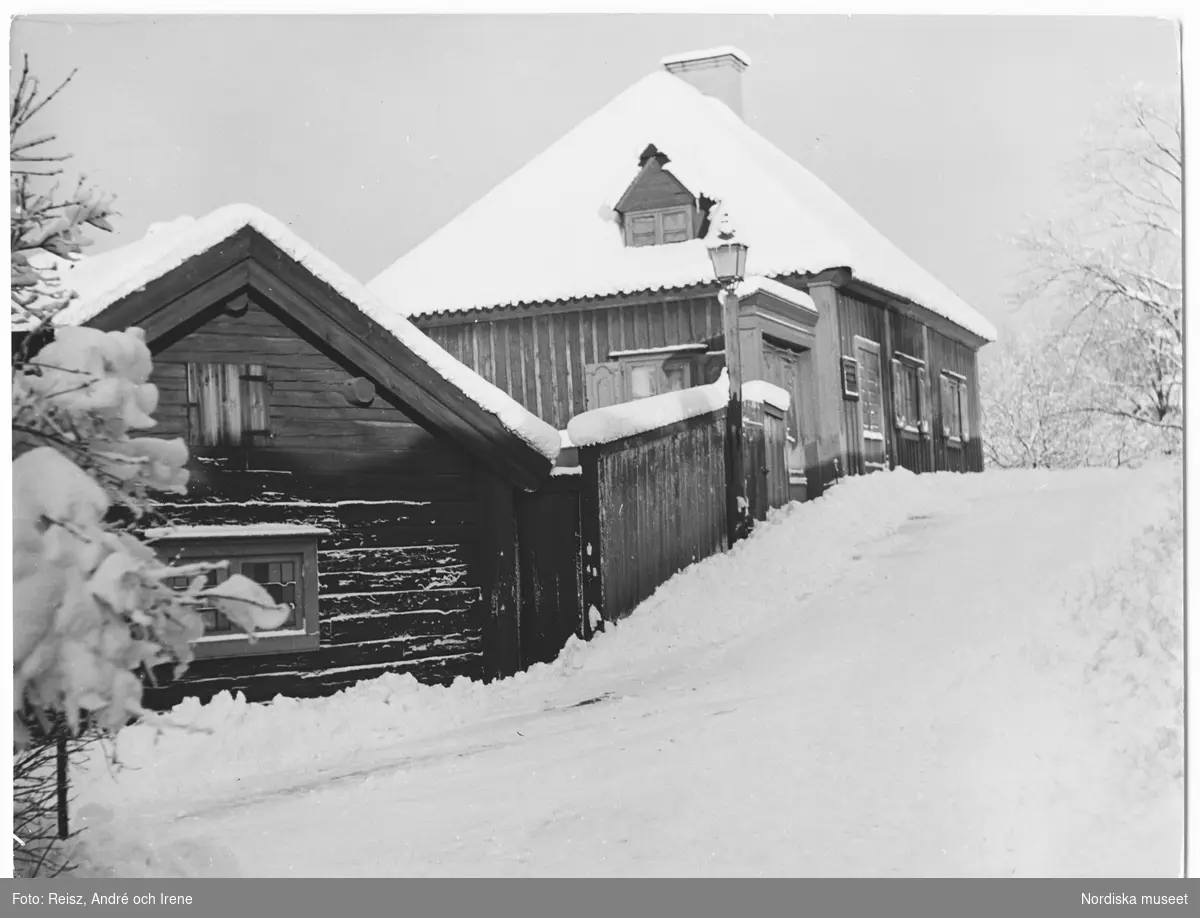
[12,327,293,748]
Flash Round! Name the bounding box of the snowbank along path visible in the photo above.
[72,464,1182,877]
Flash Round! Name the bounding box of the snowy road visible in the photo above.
[78,467,1182,877]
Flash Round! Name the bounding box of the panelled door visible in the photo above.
[854,337,887,473]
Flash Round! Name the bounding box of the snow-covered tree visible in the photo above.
[11,57,290,875]
[980,320,1160,469]
[1011,86,1181,444]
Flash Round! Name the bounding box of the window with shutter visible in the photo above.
[186,362,271,447]
[939,371,968,444]
[891,353,928,435]
[622,207,694,247]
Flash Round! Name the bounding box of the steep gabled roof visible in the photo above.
[44,204,561,486]
[368,70,997,343]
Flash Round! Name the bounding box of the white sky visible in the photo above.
[9,14,1181,330]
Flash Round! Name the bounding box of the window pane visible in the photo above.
[243,557,302,629]
[662,210,687,231]
[663,365,688,391]
[629,365,657,399]
[905,367,921,423]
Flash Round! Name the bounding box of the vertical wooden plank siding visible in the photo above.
[891,310,934,475]
[412,295,722,429]
[579,409,728,625]
[928,328,984,473]
[835,292,888,478]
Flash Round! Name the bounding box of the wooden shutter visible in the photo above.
[891,358,906,429]
[241,364,270,437]
[917,366,929,435]
[186,362,270,446]
[940,374,952,439]
[585,362,623,411]
[958,382,970,442]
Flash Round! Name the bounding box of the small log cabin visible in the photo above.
[368,48,997,496]
[39,204,561,706]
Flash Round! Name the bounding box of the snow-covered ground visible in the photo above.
[68,463,1183,877]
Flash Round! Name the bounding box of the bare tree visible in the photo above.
[1012,86,1182,446]
[10,54,117,326]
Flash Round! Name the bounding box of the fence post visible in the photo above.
[721,288,747,546]
[578,444,604,636]
[56,732,68,840]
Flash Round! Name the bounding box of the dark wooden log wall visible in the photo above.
[415,292,722,430]
[928,328,985,473]
[142,295,494,707]
[580,410,728,626]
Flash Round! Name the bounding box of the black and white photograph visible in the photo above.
[8,11,1186,887]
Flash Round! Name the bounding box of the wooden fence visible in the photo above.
[577,408,728,626]
[518,388,793,661]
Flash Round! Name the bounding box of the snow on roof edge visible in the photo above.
[49,204,562,466]
[660,46,752,67]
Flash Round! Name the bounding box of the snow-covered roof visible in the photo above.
[46,204,561,464]
[368,70,997,343]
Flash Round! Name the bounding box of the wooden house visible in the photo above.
[42,205,562,706]
[368,48,998,497]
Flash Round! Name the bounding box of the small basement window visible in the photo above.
[149,526,324,659]
[940,371,970,445]
[624,207,694,247]
[186,362,271,447]
[891,353,929,435]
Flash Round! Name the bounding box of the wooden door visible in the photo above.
[854,338,887,472]
[762,342,813,478]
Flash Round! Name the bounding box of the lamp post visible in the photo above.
[707,213,749,547]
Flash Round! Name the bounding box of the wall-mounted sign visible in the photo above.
[841,356,860,400]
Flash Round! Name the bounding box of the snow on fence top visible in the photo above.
[735,276,817,314]
[567,370,730,448]
[46,204,562,463]
[742,380,791,413]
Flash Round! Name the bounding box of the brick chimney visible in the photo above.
[661,47,751,119]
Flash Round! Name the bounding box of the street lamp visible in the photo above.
[706,212,749,546]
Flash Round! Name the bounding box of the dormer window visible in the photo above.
[615,144,702,248]
[625,206,694,247]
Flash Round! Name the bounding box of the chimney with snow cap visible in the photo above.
[661,46,751,119]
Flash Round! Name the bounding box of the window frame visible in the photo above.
[151,530,322,659]
[940,370,970,447]
[891,352,929,438]
[622,206,695,247]
[619,353,692,401]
